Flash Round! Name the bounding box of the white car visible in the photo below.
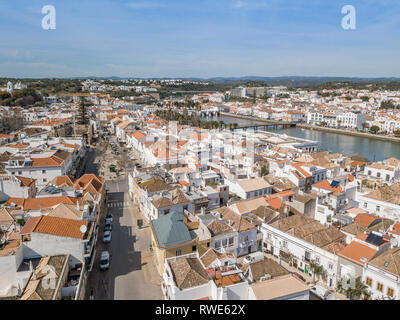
[103,231,112,243]
[100,251,110,270]
[243,252,264,264]
[105,213,113,223]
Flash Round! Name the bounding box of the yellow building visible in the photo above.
[150,211,210,275]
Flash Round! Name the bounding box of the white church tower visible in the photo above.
[6,81,13,94]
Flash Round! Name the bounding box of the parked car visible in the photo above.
[310,284,330,300]
[292,272,306,282]
[105,213,113,223]
[105,221,112,231]
[103,231,112,243]
[243,251,264,264]
[100,251,110,270]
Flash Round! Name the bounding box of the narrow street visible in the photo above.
[84,135,162,300]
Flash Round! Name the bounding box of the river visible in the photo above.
[202,115,400,162]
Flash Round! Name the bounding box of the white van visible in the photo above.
[243,251,264,264]
[310,284,330,300]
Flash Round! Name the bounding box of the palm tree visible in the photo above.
[346,277,369,300]
[309,260,323,283]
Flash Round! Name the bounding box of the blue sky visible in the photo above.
[0,0,399,78]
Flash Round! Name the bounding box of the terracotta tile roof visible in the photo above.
[313,180,343,193]
[15,176,36,187]
[215,273,242,287]
[265,197,283,210]
[363,183,400,205]
[132,131,146,140]
[200,248,234,268]
[354,213,381,228]
[388,222,400,236]
[229,196,269,215]
[243,258,289,281]
[207,220,233,235]
[368,248,400,276]
[32,156,64,167]
[341,222,368,236]
[20,216,89,239]
[270,215,346,250]
[7,144,29,149]
[6,196,84,211]
[168,257,209,290]
[337,241,378,266]
[215,206,256,233]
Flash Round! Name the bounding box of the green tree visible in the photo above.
[309,260,323,283]
[394,129,400,137]
[370,125,380,134]
[260,165,269,176]
[79,97,89,125]
[336,276,369,300]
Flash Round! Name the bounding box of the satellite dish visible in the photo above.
[80,225,87,234]
[390,238,398,248]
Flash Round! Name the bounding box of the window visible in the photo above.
[164,209,170,215]
[244,235,249,242]
[304,251,311,262]
[377,282,383,292]
[215,241,221,249]
[267,233,271,239]
[376,206,380,212]
[207,242,210,247]
[366,277,372,286]
[368,170,371,176]
[222,239,228,247]
[183,205,188,211]
[176,249,182,256]
[11,172,15,175]
[18,171,22,175]
[328,263,333,270]
[43,179,47,182]
[42,170,46,174]
[228,237,234,245]
[387,288,394,297]
[192,245,197,252]
[377,172,381,178]
[364,202,368,208]
[315,256,320,264]
[282,240,288,248]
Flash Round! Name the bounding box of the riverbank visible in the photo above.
[220,112,400,144]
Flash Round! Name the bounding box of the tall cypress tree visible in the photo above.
[79,97,88,125]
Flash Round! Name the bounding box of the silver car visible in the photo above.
[103,231,112,243]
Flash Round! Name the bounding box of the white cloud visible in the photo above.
[233,1,247,9]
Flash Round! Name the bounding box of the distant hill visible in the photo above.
[2,76,400,88]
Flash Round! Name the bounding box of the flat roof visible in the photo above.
[250,274,310,300]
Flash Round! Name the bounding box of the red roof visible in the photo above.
[20,216,88,239]
[313,180,343,193]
